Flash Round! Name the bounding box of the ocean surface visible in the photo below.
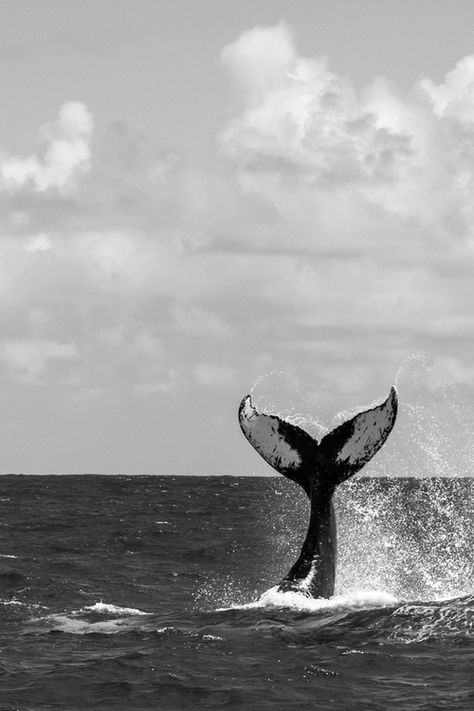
[0,474,472,710]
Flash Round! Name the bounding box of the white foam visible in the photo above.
[45,615,130,635]
[0,554,18,559]
[154,627,223,642]
[202,634,223,641]
[219,587,398,612]
[82,601,150,617]
[30,601,151,635]
[1,598,25,606]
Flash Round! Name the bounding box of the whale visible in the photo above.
[238,387,398,599]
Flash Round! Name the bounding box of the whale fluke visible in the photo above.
[238,387,398,598]
[317,386,398,486]
[238,395,318,497]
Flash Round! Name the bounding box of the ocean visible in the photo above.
[0,474,472,710]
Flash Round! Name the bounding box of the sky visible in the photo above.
[1,1,474,474]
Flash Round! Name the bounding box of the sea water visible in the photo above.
[0,475,472,710]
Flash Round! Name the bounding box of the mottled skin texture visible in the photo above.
[239,388,398,599]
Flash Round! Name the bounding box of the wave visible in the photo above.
[25,600,152,635]
[36,614,131,635]
[81,601,151,617]
[387,594,474,643]
[211,588,473,645]
[0,598,27,607]
[14,588,473,645]
[230,587,399,612]
[0,569,27,588]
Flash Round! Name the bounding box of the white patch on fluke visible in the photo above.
[336,389,397,466]
[239,395,301,471]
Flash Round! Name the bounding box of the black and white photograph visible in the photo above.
[0,2,472,709]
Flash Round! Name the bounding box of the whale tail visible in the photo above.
[238,387,398,496]
[238,387,398,598]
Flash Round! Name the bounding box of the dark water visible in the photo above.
[0,475,472,710]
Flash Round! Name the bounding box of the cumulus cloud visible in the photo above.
[0,101,93,193]
[221,22,297,108]
[420,55,474,120]
[218,23,474,244]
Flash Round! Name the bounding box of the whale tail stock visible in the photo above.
[238,387,398,598]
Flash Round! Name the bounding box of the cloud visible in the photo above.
[23,233,52,253]
[218,24,474,244]
[0,339,78,376]
[1,26,474,472]
[193,363,236,388]
[0,102,93,193]
[217,27,474,249]
[420,55,474,120]
[221,22,297,109]
[219,23,395,181]
[205,24,474,391]
[173,305,234,340]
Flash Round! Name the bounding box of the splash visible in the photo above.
[335,477,473,600]
[225,587,398,613]
[249,369,326,440]
[387,353,474,478]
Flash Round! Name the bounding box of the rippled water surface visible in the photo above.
[0,475,473,710]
